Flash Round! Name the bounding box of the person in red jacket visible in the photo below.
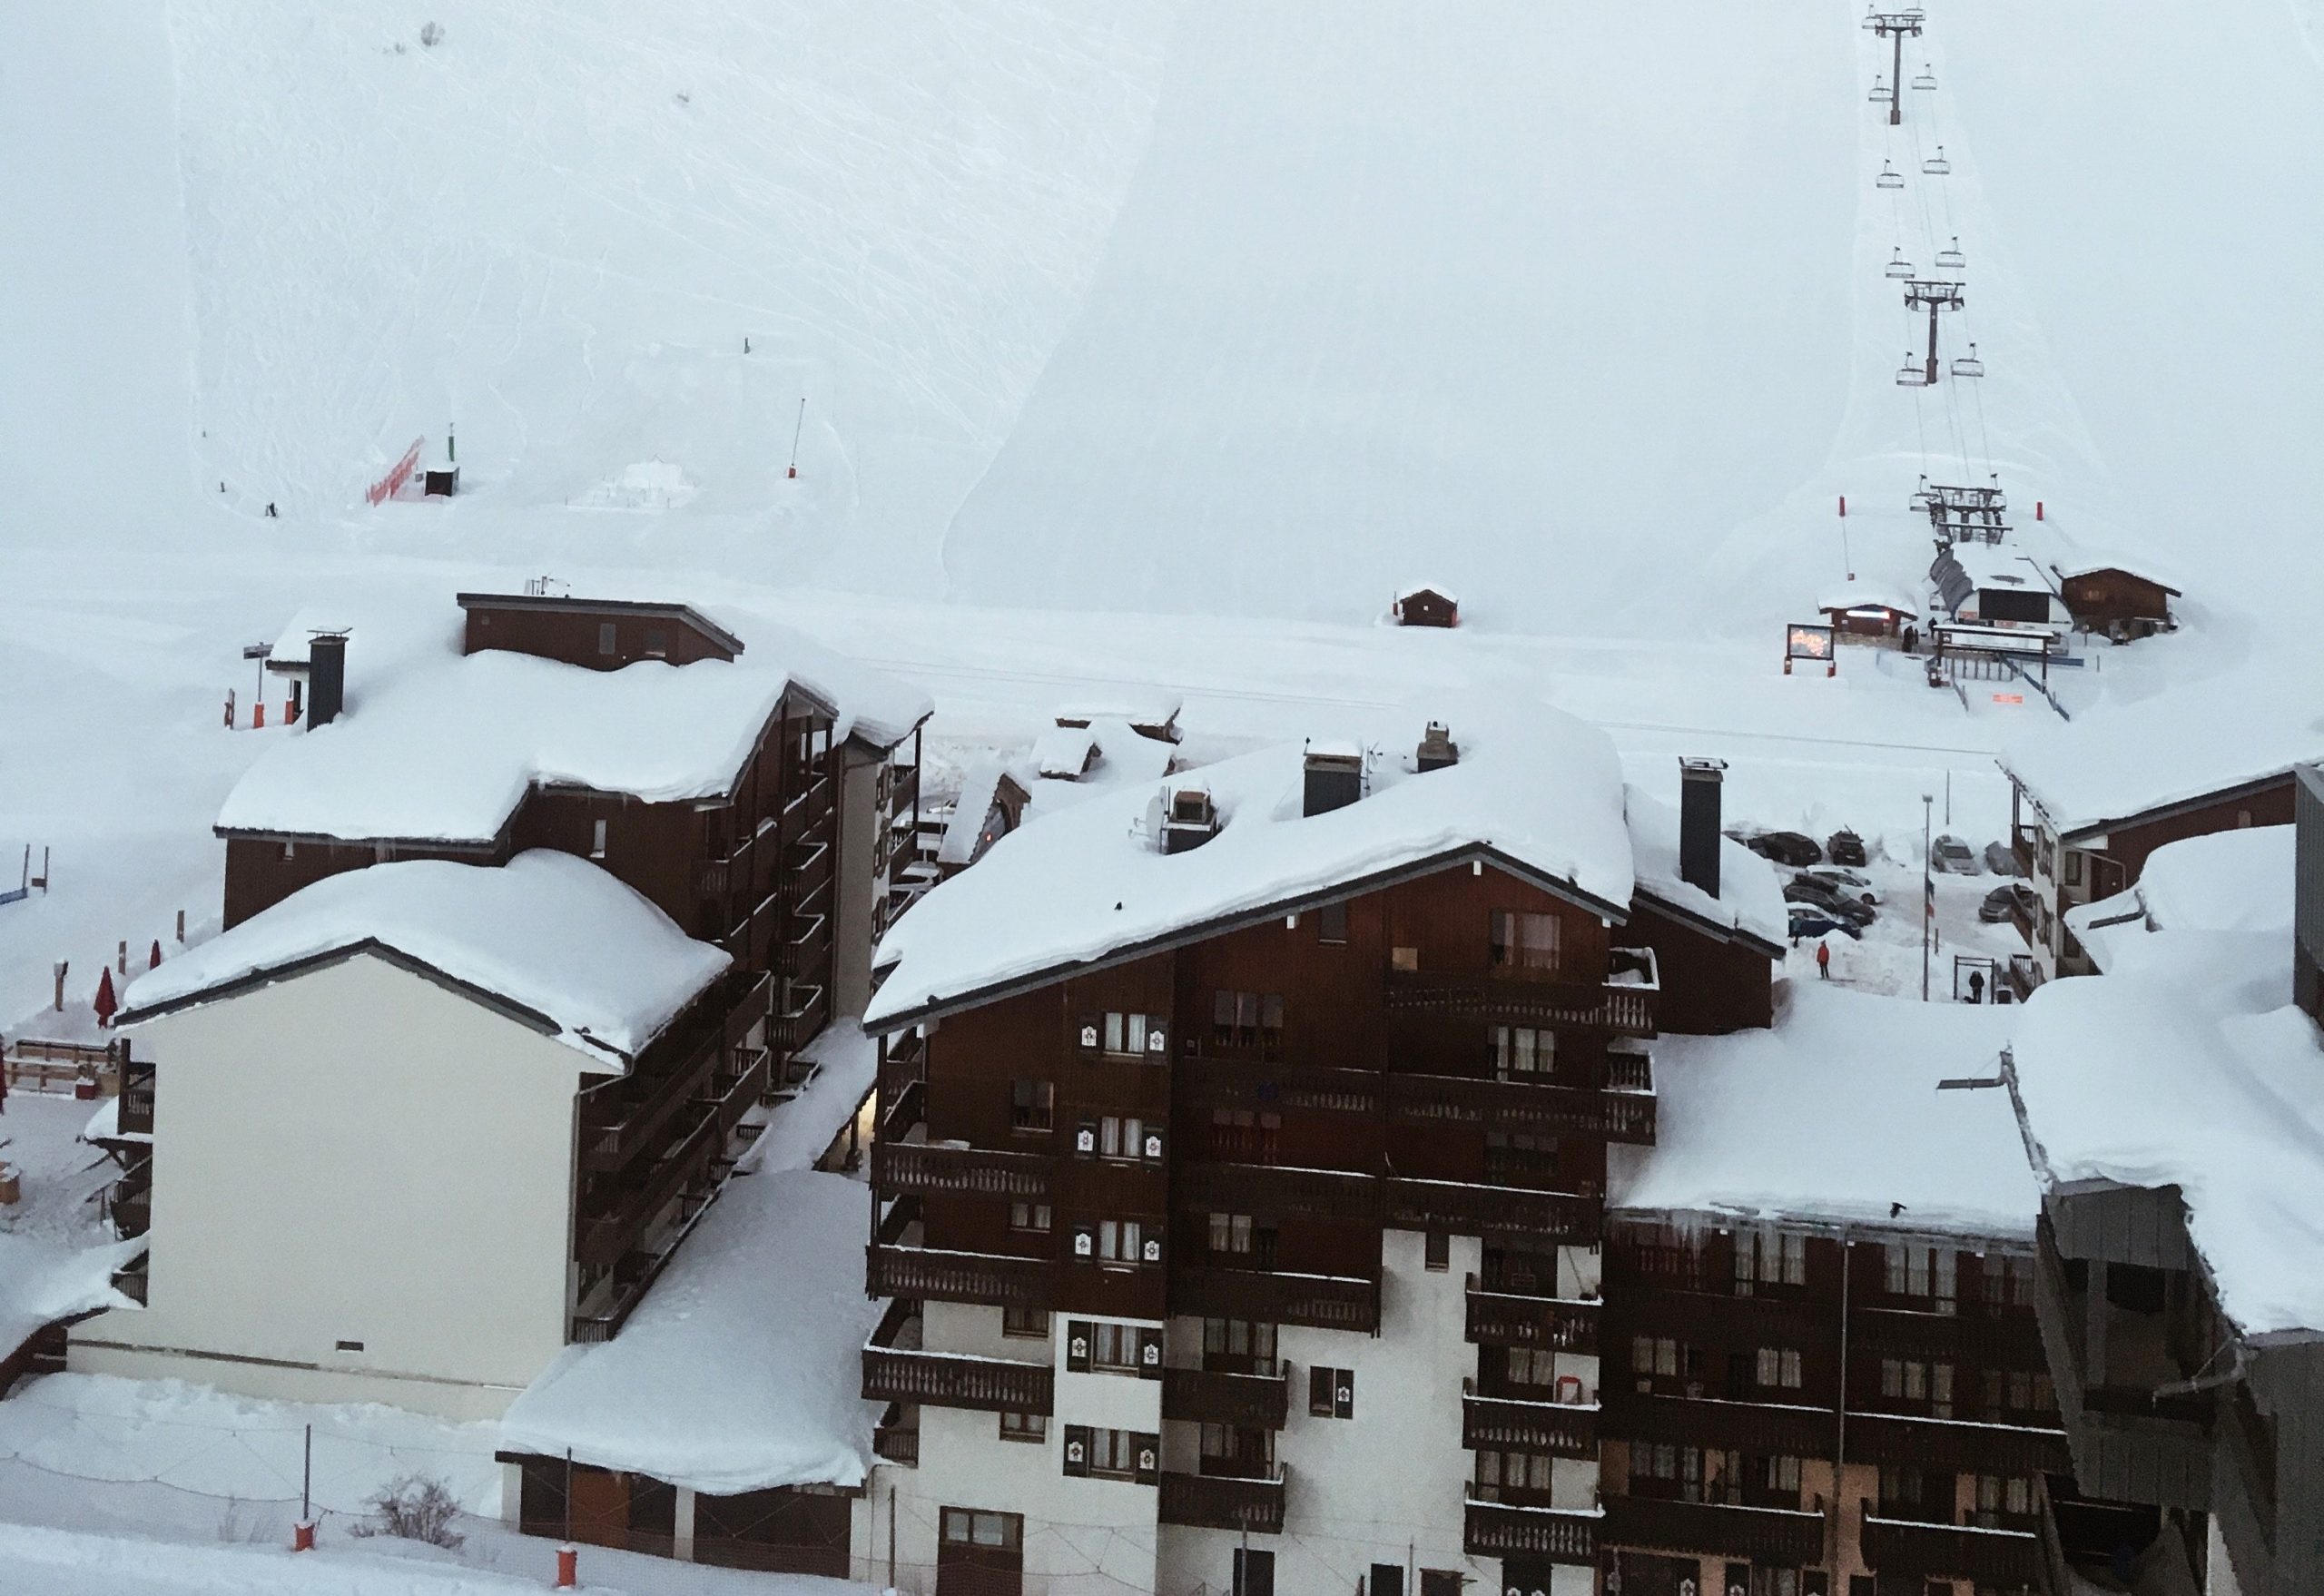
[1816,941,1832,980]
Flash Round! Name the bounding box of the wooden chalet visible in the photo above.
[1393,584,1461,628]
[1816,580,1920,644]
[2044,561,2178,641]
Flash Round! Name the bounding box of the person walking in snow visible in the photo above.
[1815,940,1832,980]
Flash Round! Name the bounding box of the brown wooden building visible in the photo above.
[1393,586,1461,628]
[2044,563,2178,641]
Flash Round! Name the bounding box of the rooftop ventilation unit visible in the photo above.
[1416,722,1460,773]
[1162,783,1220,854]
[1303,744,1364,818]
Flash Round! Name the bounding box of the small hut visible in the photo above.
[1392,584,1459,628]
[1817,579,1922,645]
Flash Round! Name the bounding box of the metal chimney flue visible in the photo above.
[1679,757,1728,899]
[308,631,350,729]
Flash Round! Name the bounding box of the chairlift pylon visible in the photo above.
[1868,74,1893,104]
[1912,63,1938,91]
[1885,248,1915,280]
[1876,161,1905,191]
[1953,342,1986,379]
[1923,145,1952,176]
[1935,236,1966,270]
[1896,352,1933,389]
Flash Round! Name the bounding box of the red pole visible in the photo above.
[556,1545,578,1589]
[2036,500,2044,520]
[1838,495,1846,517]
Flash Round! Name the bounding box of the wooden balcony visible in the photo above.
[1384,1177,1600,1243]
[116,1069,156,1138]
[881,1078,926,1142]
[1860,1501,2042,1585]
[1175,1054,1380,1117]
[581,973,773,1175]
[1462,1493,1598,1562]
[1603,1391,1837,1460]
[874,1141,1052,1202]
[1384,968,1657,1038]
[112,1256,149,1307]
[868,1243,1054,1310]
[1163,1366,1290,1430]
[1602,1493,1827,1562]
[1172,1264,1379,1333]
[1852,1304,2047,1366]
[1177,1160,1377,1221]
[2012,824,2038,879]
[576,1106,721,1269]
[1388,1071,1654,1145]
[888,764,921,822]
[1462,1384,1596,1456]
[1465,1278,1599,1353]
[1158,1470,1285,1533]
[872,1403,918,1467]
[862,1346,1054,1416]
[1846,1410,2071,1476]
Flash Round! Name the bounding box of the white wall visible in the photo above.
[72,951,593,1420]
[833,748,885,1020]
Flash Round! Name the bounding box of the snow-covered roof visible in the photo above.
[1623,784,1787,954]
[218,651,798,845]
[737,615,931,754]
[2003,677,2324,838]
[0,1235,145,1373]
[870,705,1644,1027]
[80,1094,149,1148]
[1395,581,1459,603]
[2011,899,2324,1335]
[1032,724,1098,780]
[1610,985,2034,1238]
[497,1168,881,1494]
[1941,542,2057,596]
[1054,695,1181,736]
[734,1018,879,1177]
[2064,825,2294,973]
[118,852,727,1064]
[1817,578,1920,618]
[936,758,1023,867]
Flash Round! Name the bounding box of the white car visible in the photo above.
[1798,865,1879,904]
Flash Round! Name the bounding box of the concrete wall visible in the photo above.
[73,952,593,1419]
[834,749,884,1020]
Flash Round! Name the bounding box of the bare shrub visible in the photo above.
[350,1473,466,1550]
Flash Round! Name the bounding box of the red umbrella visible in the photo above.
[148,940,163,970]
[93,967,117,1029]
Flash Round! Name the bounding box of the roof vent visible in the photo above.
[1162,783,1220,854]
[307,631,350,729]
[1303,742,1364,818]
[1416,722,1459,773]
[1679,757,1727,899]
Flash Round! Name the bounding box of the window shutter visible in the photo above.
[1070,1223,1096,1261]
[1061,1424,1090,1477]
[1133,1431,1161,1484]
[1723,1563,1749,1596]
[1333,1367,1354,1420]
[1074,1118,1098,1158]
[1142,1124,1166,1163]
[1078,1016,1100,1055]
[1140,1225,1165,1266]
[1066,1321,1094,1374]
[1137,1327,1165,1379]
[1144,1020,1167,1057]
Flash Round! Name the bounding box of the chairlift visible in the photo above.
[1935,236,1966,270]
[1876,161,1905,190]
[1909,476,1935,510]
[1922,145,1952,175]
[1903,1,1926,15]
[1952,342,1986,379]
[1913,63,1938,91]
[1868,74,1893,104]
[1885,248,1915,280]
[1896,352,1932,389]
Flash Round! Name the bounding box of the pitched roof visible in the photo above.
[456,592,746,657]
[119,852,728,1063]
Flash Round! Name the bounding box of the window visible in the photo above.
[1490,1025,1555,1079]
[1317,902,1348,945]
[1763,1453,1802,1493]
[1204,1318,1279,1376]
[1423,1229,1450,1272]
[1369,1565,1403,1596]
[1984,1253,2034,1311]
[1089,1322,1140,1373]
[1208,1213,1254,1256]
[2004,1368,2055,1416]
[1756,1347,1803,1390]
[939,1508,1020,1552]
[645,626,669,658]
[1878,1463,1930,1515]
[1094,1218,1151,1266]
[1199,1422,1275,1473]
[1309,1365,1354,1419]
[1391,945,1420,971]
[2063,851,2083,887]
[1750,1572,1800,1596]
[1736,1228,1807,1293]
[1421,1573,1461,1596]
[1086,1427,1144,1479]
[1210,990,1285,1053]
[589,817,608,859]
[1931,1361,1955,1419]
[1009,1202,1051,1234]
[1098,1115,1145,1161]
[596,621,616,655]
[1099,1011,1166,1057]
[1010,1079,1053,1132]
[1632,1335,1680,1378]
[1886,1242,1958,1312]
[1233,1548,1275,1596]
[1630,1222,1709,1289]
[1489,910,1562,973]
[1974,1473,2034,1527]
[1882,1358,1927,1403]
[1629,1441,1705,1502]
[1507,1347,1558,1386]
[1476,1449,1561,1498]
[1002,1306,1049,1340]
[998,1412,1046,1443]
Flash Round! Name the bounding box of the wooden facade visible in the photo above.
[2053,568,2176,639]
[1393,587,1460,628]
[457,593,743,669]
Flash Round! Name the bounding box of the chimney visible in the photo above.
[1416,722,1459,773]
[1162,783,1220,854]
[308,631,349,728]
[1679,757,1727,899]
[1303,743,1364,818]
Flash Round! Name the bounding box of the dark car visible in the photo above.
[1931,834,1979,874]
[1788,906,1863,941]
[1983,840,2022,876]
[1979,883,2040,924]
[1746,831,1823,867]
[1827,829,1867,867]
[1784,877,1876,925]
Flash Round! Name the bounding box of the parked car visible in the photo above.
[1788,906,1863,941]
[1827,829,1868,867]
[1979,882,2040,924]
[1983,840,2022,876]
[1930,834,1978,874]
[1746,830,1823,867]
[1799,865,1879,904]
[1784,877,1876,926]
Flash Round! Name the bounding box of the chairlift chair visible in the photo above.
[1935,236,1966,270]
[1876,161,1905,190]
[1922,146,1952,175]
[1903,1,1926,15]
[1896,352,1932,389]
[1909,477,1935,510]
[1868,75,1893,104]
[1885,248,1915,280]
[1913,64,1938,91]
[1952,342,1986,379]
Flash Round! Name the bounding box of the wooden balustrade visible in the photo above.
[1177,1160,1377,1220]
[1384,969,1658,1037]
[1860,1501,2043,1584]
[1172,1265,1380,1333]
[1162,1366,1291,1430]
[1384,1177,1600,1243]
[1462,1383,1596,1456]
[1387,1072,1654,1145]
[1601,1494,1827,1563]
[874,1140,1052,1201]
[867,1243,1054,1310]
[1462,1493,1598,1562]
[1465,1278,1599,1352]
[862,1346,1054,1415]
[1157,1470,1285,1533]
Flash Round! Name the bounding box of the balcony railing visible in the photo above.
[2012,824,2038,879]
[1860,1501,2042,1585]
[116,1073,156,1138]
[1603,1392,1836,1460]
[1462,1493,1599,1562]
[1384,1177,1600,1243]
[1175,1055,1380,1116]
[1158,1470,1285,1533]
[1173,1264,1380,1333]
[1465,1278,1599,1352]
[1846,1410,2071,1477]
[576,1107,722,1269]
[1601,1494,1827,1563]
[580,972,773,1175]
[1177,1161,1378,1221]
[881,1078,926,1142]
[112,1256,149,1307]
[868,1243,1054,1310]
[874,1141,1053,1201]
[1384,968,1657,1038]
[1387,1072,1654,1145]
[873,1404,918,1467]
[1163,1366,1291,1430]
[1462,1383,1596,1456]
[862,1346,1054,1415]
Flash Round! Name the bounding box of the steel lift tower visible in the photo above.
[1865,11,1925,128]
